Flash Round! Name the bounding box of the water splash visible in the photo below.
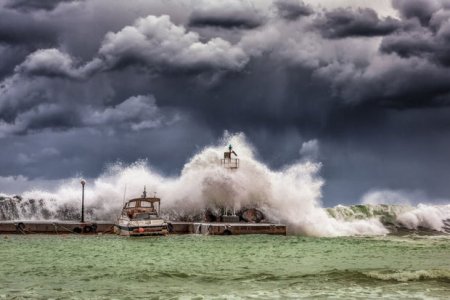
[396,204,450,232]
[327,204,450,233]
[1,133,448,236]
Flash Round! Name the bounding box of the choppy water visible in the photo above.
[1,234,449,299]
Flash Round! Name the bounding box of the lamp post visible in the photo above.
[80,179,86,223]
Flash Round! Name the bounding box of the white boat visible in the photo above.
[114,188,168,236]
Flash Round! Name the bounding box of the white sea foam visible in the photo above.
[364,269,450,282]
[1,133,388,236]
[396,204,450,231]
[358,189,450,232]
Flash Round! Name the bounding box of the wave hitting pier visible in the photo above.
[170,222,286,235]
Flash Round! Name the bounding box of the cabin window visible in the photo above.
[140,201,152,208]
[134,213,150,220]
[128,201,137,208]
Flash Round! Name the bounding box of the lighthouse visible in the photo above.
[219,145,240,222]
[221,144,239,169]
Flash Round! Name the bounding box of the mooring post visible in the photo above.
[80,179,86,223]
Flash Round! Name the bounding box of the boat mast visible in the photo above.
[142,186,147,198]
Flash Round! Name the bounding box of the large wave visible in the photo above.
[327,204,450,233]
[1,133,449,236]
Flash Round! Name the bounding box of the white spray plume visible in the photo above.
[361,189,428,206]
[299,139,319,161]
[359,189,450,232]
[396,204,450,231]
[12,132,391,236]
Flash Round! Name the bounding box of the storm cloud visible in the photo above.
[98,14,249,72]
[275,0,313,21]
[4,0,80,12]
[314,8,400,38]
[2,0,450,205]
[189,0,266,29]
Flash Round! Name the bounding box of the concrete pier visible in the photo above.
[0,221,114,234]
[0,221,287,235]
[170,222,287,235]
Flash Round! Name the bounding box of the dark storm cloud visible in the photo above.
[0,45,29,80]
[380,28,435,59]
[0,88,180,136]
[13,104,82,134]
[97,15,249,72]
[3,0,450,204]
[274,0,313,21]
[317,55,450,108]
[188,2,265,29]
[82,95,181,131]
[16,49,84,79]
[314,8,400,38]
[11,14,249,79]
[380,17,450,67]
[5,0,450,123]
[4,0,80,11]
[392,0,444,25]
[0,9,57,46]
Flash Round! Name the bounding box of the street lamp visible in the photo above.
[80,179,86,223]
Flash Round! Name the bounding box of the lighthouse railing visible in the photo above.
[221,158,239,169]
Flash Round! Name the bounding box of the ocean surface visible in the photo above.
[1,234,449,299]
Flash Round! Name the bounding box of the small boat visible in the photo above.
[114,188,168,236]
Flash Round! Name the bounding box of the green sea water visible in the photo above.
[1,234,450,299]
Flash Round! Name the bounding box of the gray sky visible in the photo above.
[1,0,450,205]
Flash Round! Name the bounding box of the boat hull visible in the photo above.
[114,224,168,236]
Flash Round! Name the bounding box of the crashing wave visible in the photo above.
[0,133,449,236]
[327,204,450,234]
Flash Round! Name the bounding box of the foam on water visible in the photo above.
[1,133,449,236]
[363,269,450,282]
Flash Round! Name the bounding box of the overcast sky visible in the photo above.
[1,0,450,205]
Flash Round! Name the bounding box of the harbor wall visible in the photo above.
[0,221,286,235]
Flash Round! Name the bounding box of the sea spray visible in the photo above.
[327,204,413,223]
[396,204,450,231]
[327,204,450,233]
[1,133,448,236]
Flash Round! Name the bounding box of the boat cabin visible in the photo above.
[122,197,161,220]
